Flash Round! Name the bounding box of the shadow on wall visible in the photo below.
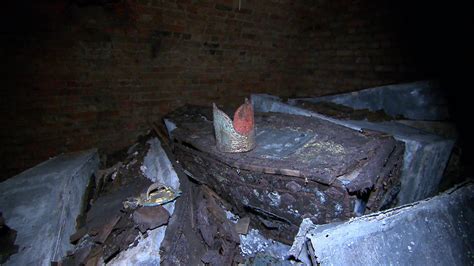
[391,0,473,160]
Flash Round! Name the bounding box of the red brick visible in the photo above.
[1,0,420,181]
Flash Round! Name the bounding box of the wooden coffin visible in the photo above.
[165,105,404,243]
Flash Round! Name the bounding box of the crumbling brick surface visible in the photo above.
[1,0,421,180]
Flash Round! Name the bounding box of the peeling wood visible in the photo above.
[166,105,404,243]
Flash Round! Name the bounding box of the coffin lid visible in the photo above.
[166,105,399,188]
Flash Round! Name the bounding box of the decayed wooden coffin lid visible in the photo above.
[166,105,401,192]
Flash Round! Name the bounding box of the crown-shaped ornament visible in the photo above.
[213,98,256,153]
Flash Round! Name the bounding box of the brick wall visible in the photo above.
[289,0,423,97]
[1,0,458,180]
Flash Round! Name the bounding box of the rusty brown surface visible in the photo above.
[175,144,356,243]
[167,105,402,187]
[60,137,157,265]
[156,126,244,265]
[133,206,170,233]
[166,105,404,242]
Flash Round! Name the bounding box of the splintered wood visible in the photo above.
[166,105,404,243]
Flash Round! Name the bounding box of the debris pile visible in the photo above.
[61,136,165,265]
[55,132,281,265]
[1,86,470,265]
[165,104,404,243]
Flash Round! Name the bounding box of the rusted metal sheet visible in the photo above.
[166,105,404,243]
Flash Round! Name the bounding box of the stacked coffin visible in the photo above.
[165,104,404,243]
[251,81,455,205]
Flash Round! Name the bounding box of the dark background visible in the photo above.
[1,0,472,180]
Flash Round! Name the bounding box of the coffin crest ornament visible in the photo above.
[213,98,256,153]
